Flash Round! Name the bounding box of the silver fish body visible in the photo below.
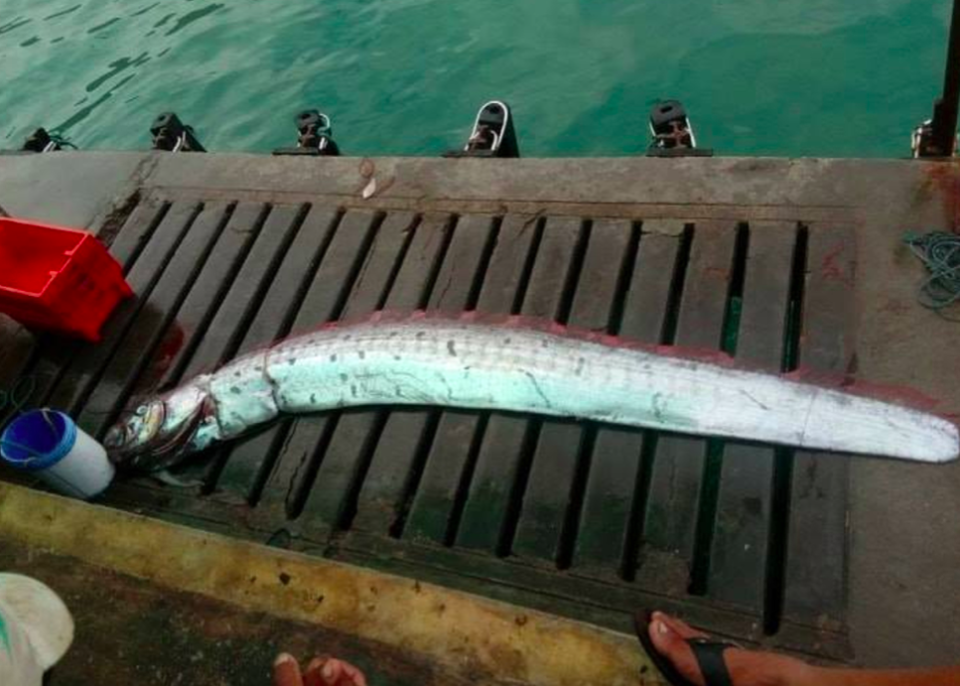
[105,317,960,470]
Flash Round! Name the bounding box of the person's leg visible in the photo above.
[646,612,960,686]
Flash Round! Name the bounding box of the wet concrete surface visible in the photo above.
[845,186,960,668]
[0,151,147,228]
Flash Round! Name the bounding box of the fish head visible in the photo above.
[104,399,169,468]
[105,385,213,471]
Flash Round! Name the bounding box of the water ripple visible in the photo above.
[55,73,138,133]
[85,52,151,93]
[88,17,121,34]
[0,17,31,35]
[44,4,83,21]
[131,3,161,18]
[166,4,225,36]
[153,13,175,28]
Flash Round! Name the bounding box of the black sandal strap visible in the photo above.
[687,638,738,686]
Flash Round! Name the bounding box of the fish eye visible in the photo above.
[136,406,147,416]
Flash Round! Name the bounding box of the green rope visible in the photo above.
[47,131,78,150]
[903,231,960,313]
[0,375,36,419]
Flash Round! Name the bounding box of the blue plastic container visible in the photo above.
[1,409,114,499]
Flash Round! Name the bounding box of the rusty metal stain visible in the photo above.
[922,161,960,232]
[819,241,855,287]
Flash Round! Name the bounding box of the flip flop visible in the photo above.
[633,610,739,686]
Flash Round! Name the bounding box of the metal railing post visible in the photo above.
[929,0,960,155]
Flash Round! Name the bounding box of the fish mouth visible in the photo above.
[105,401,167,460]
[109,401,209,472]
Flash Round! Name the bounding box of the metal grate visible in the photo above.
[0,191,857,659]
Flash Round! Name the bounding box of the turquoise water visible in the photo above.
[0,0,954,158]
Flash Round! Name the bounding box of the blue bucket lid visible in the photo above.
[0,409,77,471]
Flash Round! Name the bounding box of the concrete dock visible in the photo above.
[1,151,958,681]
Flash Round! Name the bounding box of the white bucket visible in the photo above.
[0,409,114,499]
[0,574,74,686]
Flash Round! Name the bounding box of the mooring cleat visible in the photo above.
[272,109,340,157]
[444,100,520,158]
[647,100,712,157]
[150,112,206,152]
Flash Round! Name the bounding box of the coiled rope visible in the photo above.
[903,231,960,314]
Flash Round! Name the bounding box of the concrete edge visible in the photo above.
[0,483,660,686]
[83,153,161,231]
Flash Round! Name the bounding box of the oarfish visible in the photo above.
[104,314,959,471]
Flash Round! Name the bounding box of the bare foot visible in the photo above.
[646,611,815,686]
[273,653,369,686]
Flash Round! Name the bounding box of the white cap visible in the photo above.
[0,574,74,684]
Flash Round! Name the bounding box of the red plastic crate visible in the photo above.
[0,218,132,341]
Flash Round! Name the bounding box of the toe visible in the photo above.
[303,657,328,686]
[323,659,355,686]
[321,659,343,685]
[657,611,709,641]
[338,660,368,686]
[302,655,368,686]
[648,613,706,686]
[273,653,304,686]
